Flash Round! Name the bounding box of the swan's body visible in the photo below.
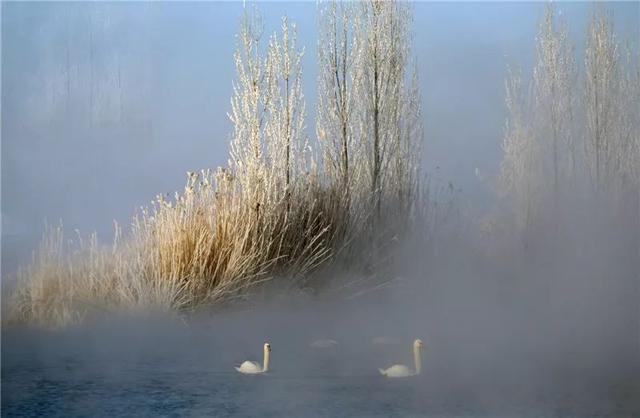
[379,339,424,378]
[236,342,271,374]
[379,364,414,378]
[372,336,401,346]
[309,339,339,349]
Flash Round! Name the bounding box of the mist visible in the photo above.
[2,1,640,417]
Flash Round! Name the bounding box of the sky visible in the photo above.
[2,1,639,273]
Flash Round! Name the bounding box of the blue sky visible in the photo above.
[2,1,638,271]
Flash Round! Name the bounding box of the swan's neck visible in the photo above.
[414,345,422,375]
[263,348,270,372]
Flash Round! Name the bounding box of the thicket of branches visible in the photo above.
[7,1,424,327]
[499,4,639,256]
[11,3,635,329]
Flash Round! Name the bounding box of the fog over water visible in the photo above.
[2,1,640,417]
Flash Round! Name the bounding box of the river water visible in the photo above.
[3,315,639,418]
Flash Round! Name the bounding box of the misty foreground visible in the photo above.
[3,276,640,417]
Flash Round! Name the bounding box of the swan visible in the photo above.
[309,339,339,349]
[379,339,424,378]
[372,336,401,346]
[235,342,271,374]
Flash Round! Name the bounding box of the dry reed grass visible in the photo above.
[7,168,361,327]
[5,4,423,327]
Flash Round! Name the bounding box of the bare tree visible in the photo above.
[317,1,356,193]
[353,0,413,218]
[265,16,306,207]
[393,62,423,215]
[228,10,267,205]
[616,46,640,258]
[532,4,576,198]
[316,0,421,228]
[500,66,536,240]
[618,48,640,191]
[584,8,619,192]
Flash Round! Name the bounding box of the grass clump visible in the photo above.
[6,3,423,327]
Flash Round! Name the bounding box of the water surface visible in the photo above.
[3,319,639,418]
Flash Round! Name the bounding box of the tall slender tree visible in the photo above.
[317,0,421,227]
[500,66,536,242]
[265,16,306,208]
[353,0,414,218]
[317,1,356,194]
[229,10,267,206]
[532,4,576,199]
[584,8,619,193]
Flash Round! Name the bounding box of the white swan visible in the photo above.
[309,339,339,349]
[379,339,424,378]
[372,336,401,346]
[235,342,271,374]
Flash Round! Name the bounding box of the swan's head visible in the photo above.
[414,339,424,350]
[264,342,271,352]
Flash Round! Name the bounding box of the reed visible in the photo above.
[6,3,423,327]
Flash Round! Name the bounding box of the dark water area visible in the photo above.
[3,309,639,418]
[3,241,639,417]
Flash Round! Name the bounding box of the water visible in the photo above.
[3,320,639,418]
